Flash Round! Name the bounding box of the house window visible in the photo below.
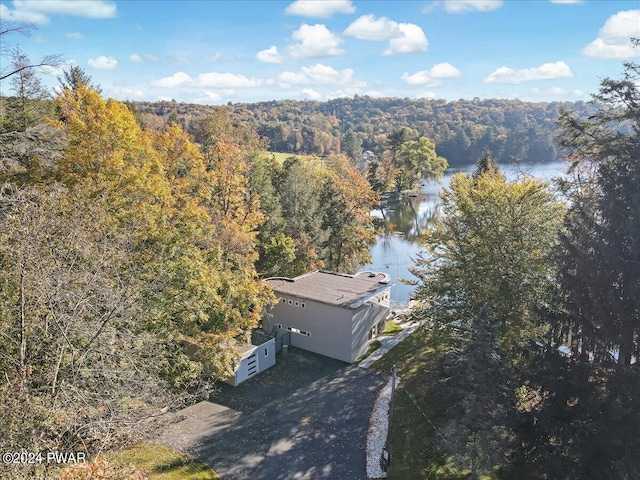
[287,326,310,337]
[277,324,282,329]
[288,299,293,305]
[281,298,286,303]
[301,303,306,308]
[264,348,268,356]
[294,301,299,307]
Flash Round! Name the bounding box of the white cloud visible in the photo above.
[2,0,116,24]
[344,14,399,40]
[111,87,144,98]
[302,88,322,100]
[582,10,640,59]
[203,90,222,101]
[532,85,567,96]
[383,23,428,55]
[205,52,222,63]
[285,0,355,18]
[41,64,66,76]
[419,91,437,99]
[88,55,117,71]
[168,56,190,65]
[150,72,193,88]
[484,61,573,84]
[430,62,462,78]
[278,64,362,88]
[288,24,345,59]
[257,46,284,64]
[278,71,310,87]
[344,15,428,55]
[402,62,461,86]
[66,32,83,39]
[303,64,358,84]
[444,0,503,13]
[196,72,262,88]
[0,3,49,24]
[130,53,159,63]
[327,87,363,100]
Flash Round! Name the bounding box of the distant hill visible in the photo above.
[132,96,594,166]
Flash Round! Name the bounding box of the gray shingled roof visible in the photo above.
[265,270,391,309]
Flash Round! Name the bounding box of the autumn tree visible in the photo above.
[412,165,564,352]
[0,186,193,479]
[320,154,378,272]
[0,82,278,477]
[395,136,448,191]
[277,157,327,275]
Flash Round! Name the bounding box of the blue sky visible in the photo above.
[1,0,639,104]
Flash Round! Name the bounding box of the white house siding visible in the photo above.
[351,301,390,362]
[264,297,354,363]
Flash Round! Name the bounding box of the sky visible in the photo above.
[1,0,639,105]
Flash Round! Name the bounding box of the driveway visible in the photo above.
[158,347,387,480]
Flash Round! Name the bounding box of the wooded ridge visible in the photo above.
[130,96,595,166]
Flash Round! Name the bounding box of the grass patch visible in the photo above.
[371,326,463,479]
[106,442,219,479]
[355,339,382,364]
[382,320,404,336]
[265,151,300,164]
[262,151,326,166]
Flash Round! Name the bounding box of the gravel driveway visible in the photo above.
[158,347,387,480]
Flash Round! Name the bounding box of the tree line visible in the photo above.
[131,95,595,167]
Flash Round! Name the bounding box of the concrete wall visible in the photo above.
[225,338,276,386]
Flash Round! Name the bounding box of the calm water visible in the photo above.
[361,161,567,305]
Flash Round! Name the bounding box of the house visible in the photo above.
[262,270,393,363]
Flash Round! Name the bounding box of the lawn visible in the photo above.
[262,151,303,164]
[107,442,219,480]
[355,339,382,364]
[371,326,468,479]
[382,320,404,336]
[261,151,327,166]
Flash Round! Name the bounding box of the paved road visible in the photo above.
[158,347,387,480]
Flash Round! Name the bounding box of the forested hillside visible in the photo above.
[132,96,594,166]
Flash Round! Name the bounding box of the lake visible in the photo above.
[361,161,567,305]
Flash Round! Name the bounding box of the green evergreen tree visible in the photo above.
[434,308,515,480]
[554,45,640,365]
